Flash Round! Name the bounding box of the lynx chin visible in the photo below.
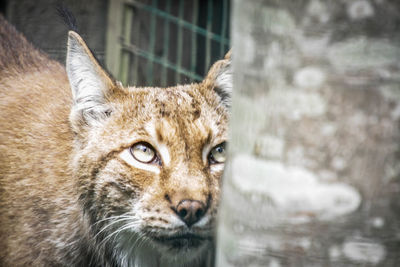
[0,15,232,267]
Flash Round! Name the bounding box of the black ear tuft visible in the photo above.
[57,4,78,32]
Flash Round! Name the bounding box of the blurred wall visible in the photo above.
[217,0,400,266]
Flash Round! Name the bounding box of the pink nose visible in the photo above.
[174,199,206,227]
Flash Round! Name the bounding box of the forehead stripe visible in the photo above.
[145,121,171,167]
[158,144,170,166]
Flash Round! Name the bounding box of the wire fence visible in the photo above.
[107,0,230,87]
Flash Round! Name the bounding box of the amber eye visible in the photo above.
[130,142,156,163]
[208,142,226,164]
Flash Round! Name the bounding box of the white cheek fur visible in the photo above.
[119,149,160,174]
[158,143,170,166]
[210,163,225,173]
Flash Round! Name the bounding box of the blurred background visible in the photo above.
[0,0,230,87]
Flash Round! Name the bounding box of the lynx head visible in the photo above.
[66,31,231,265]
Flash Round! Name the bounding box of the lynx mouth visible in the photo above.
[152,233,209,249]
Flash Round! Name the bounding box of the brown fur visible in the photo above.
[0,15,231,266]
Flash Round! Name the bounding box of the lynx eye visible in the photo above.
[130,142,156,163]
[208,142,226,164]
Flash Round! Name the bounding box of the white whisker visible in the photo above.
[91,214,133,227]
[93,216,133,240]
[98,220,139,248]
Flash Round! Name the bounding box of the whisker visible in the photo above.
[92,214,134,227]
[98,221,139,248]
[93,216,133,240]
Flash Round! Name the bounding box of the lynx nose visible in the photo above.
[175,200,206,227]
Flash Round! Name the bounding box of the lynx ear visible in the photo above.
[66,31,115,130]
[205,50,232,107]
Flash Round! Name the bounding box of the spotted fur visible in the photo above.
[0,15,231,267]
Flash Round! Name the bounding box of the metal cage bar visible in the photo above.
[175,0,184,83]
[205,0,213,74]
[161,0,171,87]
[129,3,141,86]
[190,0,199,80]
[146,0,158,84]
[120,6,133,85]
[220,0,228,56]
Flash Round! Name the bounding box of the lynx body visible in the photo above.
[0,15,231,267]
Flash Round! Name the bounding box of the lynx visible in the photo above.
[0,15,231,267]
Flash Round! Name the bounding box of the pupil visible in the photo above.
[138,145,148,154]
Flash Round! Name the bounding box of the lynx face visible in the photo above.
[67,32,231,265]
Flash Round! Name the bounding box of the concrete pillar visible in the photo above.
[217,0,400,266]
